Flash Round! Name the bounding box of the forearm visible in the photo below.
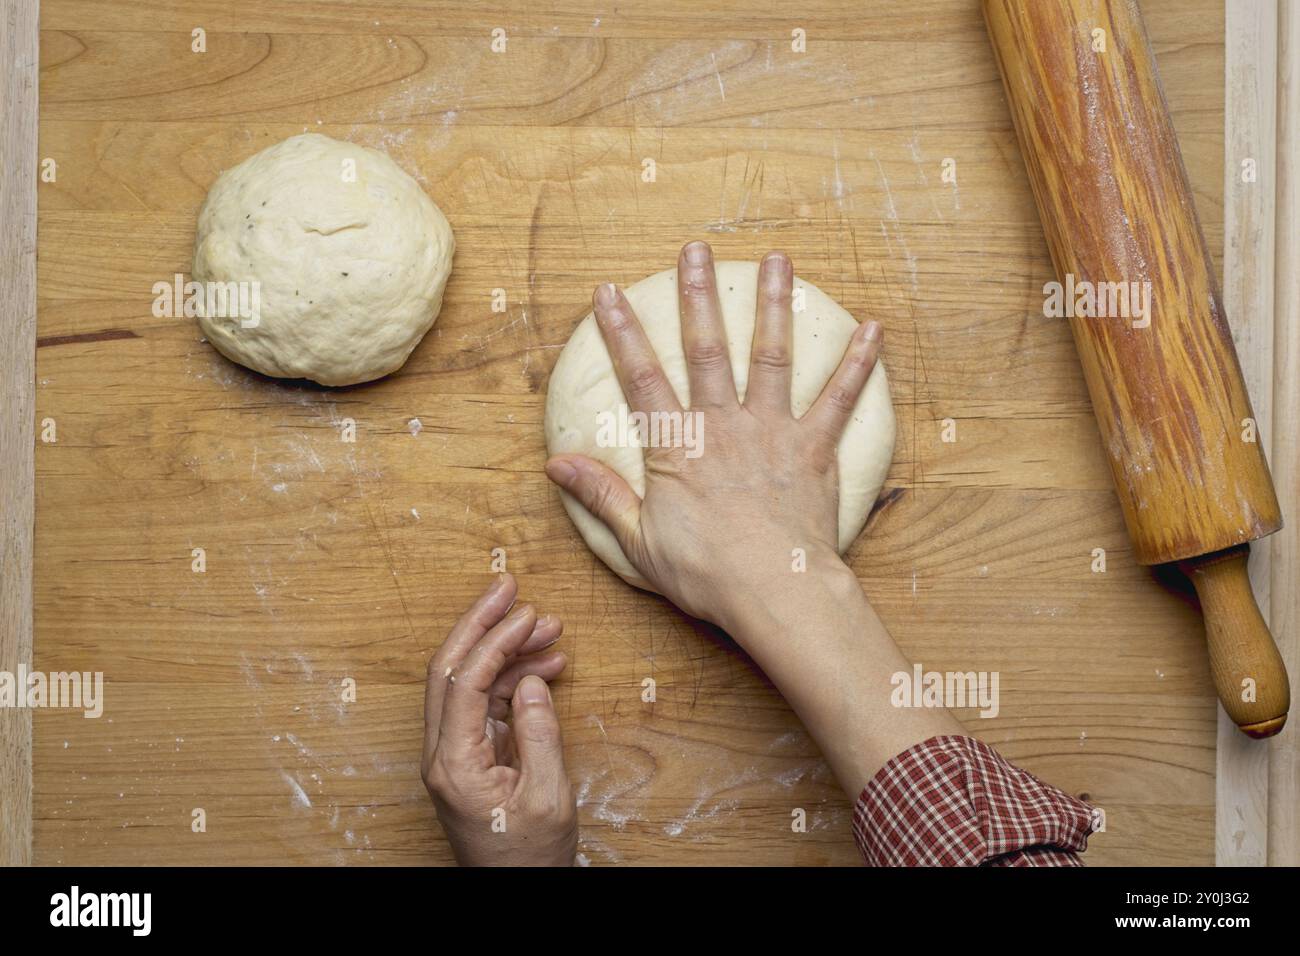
[717,550,964,797]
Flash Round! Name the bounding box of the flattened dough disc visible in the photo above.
[544,261,896,591]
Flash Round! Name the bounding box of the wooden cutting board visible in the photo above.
[28,0,1231,865]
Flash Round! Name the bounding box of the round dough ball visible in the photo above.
[192,133,454,386]
[544,261,895,591]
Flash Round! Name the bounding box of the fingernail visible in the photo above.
[860,320,882,342]
[519,675,550,706]
[490,573,509,593]
[762,250,790,272]
[683,241,711,265]
[545,458,577,485]
[762,257,790,294]
[595,282,618,308]
[509,602,534,621]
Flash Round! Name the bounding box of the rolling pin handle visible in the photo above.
[1179,544,1290,737]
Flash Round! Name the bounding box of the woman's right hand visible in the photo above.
[544,240,882,629]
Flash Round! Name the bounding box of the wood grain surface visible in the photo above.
[31,0,1237,865]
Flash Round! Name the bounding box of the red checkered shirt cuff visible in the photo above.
[852,734,1094,867]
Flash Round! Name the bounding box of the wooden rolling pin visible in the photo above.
[983,0,1289,736]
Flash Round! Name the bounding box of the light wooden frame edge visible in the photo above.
[1267,0,1300,869]
[0,0,39,867]
[1219,0,1298,868]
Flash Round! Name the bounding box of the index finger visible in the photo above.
[593,282,683,416]
[424,574,516,766]
[437,603,541,755]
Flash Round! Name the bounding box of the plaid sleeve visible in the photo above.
[851,734,1095,867]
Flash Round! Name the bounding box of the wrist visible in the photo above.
[714,545,859,642]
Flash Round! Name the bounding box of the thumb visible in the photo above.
[512,675,568,789]
[544,454,641,552]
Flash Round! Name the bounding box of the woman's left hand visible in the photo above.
[421,574,577,866]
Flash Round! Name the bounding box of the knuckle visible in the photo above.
[588,471,622,516]
[424,757,452,797]
[525,785,574,823]
[626,363,664,397]
[680,271,713,298]
[518,717,562,750]
[750,344,791,371]
[685,340,729,370]
[826,385,858,413]
[427,651,446,678]
[600,304,633,331]
[845,347,873,374]
[811,448,838,476]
